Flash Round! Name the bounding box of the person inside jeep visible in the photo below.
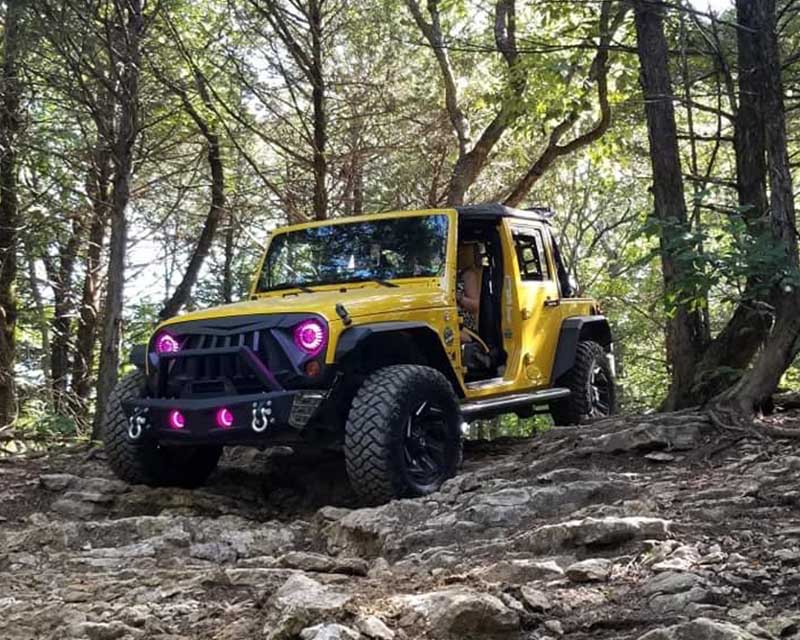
[457,242,494,374]
[456,243,482,341]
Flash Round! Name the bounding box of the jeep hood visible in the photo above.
[158,281,449,328]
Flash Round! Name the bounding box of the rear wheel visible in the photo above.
[344,365,462,504]
[550,340,616,426]
[103,370,222,488]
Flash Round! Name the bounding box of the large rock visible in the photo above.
[463,480,640,527]
[472,558,565,584]
[392,587,520,638]
[190,541,238,564]
[326,501,432,558]
[280,551,368,576]
[649,586,712,615]
[51,497,108,520]
[299,624,360,640]
[641,570,713,614]
[565,558,612,582]
[355,616,394,640]
[263,574,353,640]
[190,515,299,558]
[525,516,671,553]
[637,618,758,640]
[64,621,145,639]
[642,571,703,596]
[519,585,552,612]
[40,474,129,495]
[583,422,704,453]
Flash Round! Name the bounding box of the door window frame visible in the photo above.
[511,225,553,283]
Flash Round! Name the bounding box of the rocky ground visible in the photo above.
[2,411,800,640]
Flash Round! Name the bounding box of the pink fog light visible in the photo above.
[155,332,180,354]
[167,410,186,430]
[293,320,326,356]
[216,407,234,429]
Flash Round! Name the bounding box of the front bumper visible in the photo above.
[122,389,326,445]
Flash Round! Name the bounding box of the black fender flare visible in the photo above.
[551,316,613,382]
[129,344,147,370]
[335,321,463,395]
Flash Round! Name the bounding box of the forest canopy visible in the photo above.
[1,0,799,442]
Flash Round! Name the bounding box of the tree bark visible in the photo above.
[687,0,772,404]
[92,0,144,439]
[222,210,235,303]
[0,0,24,428]
[633,0,710,411]
[49,216,85,405]
[158,74,226,320]
[309,0,327,220]
[247,0,329,220]
[22,235,50,388]
[718,0,800,414]
[72,145,111,405]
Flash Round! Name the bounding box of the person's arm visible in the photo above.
[458,269,480,314]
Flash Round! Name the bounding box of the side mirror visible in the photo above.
[567,275,580,298]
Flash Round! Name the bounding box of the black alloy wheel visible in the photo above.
[402,400,450,491]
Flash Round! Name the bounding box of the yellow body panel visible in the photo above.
[150,207,600,401]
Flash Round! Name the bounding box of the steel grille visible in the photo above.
[169,329,270,393]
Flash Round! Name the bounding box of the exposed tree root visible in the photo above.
[706,403,800,441]
[773,391,800,410]
[753,421,800,440]
[706,407,761,437]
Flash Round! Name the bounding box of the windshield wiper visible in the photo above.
[370,278,399,288]
[272,283,314,294]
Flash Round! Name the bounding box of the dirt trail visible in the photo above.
[2,412,800,639]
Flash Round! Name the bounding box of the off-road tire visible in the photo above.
[103,370,222,488]
[549,340,616,426]
[345,365,462,504]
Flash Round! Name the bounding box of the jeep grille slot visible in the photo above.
[169,329,275,396]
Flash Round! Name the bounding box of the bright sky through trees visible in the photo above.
[690,0,732,13]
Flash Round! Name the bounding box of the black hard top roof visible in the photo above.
[455,203,554,222]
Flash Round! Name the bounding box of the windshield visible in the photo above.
[257,214,449,292]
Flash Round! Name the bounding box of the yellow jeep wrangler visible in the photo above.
[104,204,616,502]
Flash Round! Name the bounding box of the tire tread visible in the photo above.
[345,365,460,503]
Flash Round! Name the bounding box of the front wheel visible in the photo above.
[344,365,462,504]
[103,370,222,488]
[550,340,616,426]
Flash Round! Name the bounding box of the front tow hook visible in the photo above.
[251,399,275,433]
[127,408,150,441]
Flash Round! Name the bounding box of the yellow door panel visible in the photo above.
[507,222,562,386]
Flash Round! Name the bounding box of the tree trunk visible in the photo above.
[718,0,800,414]
[688,0,771,404]
[50,217,85,406]
[352,158,363,216]
[22,235,51,388]
[633,0,710,411]
[0,0,24,428]
[310,0,327,221]
[222,210,235,303]
[158,75,226,321]
[92,0,144,439]
[72,146,111,405]
[446,112,512,206]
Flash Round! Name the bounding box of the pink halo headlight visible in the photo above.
[154,332,181,354]
[215,407,234,429]
[167,410,186,430]
[293,319,327,356]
